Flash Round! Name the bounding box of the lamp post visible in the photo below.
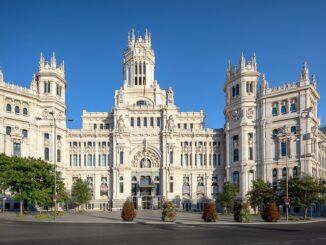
[277,126,292,222]
[36,112,73,220]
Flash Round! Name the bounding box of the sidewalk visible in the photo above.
[1,210,325,225]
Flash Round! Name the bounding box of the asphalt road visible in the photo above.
[0,221,325,245]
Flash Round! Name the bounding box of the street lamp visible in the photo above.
[36,112,73,220]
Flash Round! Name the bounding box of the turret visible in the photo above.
[37,52,66,102]
[123,29,155,88]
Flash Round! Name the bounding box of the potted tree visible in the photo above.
[161,201,176,222]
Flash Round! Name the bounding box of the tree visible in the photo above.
[220,181,236,213]
[261,202,280,222]
[71,178,92,210]
[202,201,218,222]
[121,199,136,221]
[246,179,277,214]
[161,201,176,222]
[279,176,322,219]
[0,155,66,216]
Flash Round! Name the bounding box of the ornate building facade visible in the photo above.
[1,30,326,211]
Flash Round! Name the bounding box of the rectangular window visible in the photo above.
[157,118,161,128]
[281,105,287,114]
[290,103,296,113]
[218,154,221,166]
[180,154,183,166]
[169,182,173,193]
[73,154,78,166]
[13,143,21,157]
[22,129,28,138]
[233,149,239,162]
[87,154,92,166]
[70,154,72,166]
[281,142,287,157]
[6,126,11,135]
[249,147,253,160]
[120,151,124,164]
[119,182,124,193]
[44,148,49,161]
[150,117,154,127]
[272,107,278,116]
[213,154,217,166]
[169,151,173,164]
[144,117,147,127]
[137,117,141,127]
[101,154,107,166]
[130,117,134,127]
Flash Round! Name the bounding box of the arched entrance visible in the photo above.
[131,147,161,210]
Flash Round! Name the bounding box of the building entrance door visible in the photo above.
[142,196,152,209]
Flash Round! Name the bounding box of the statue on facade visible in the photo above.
[117,115,125,133]
[167,87,174,105]
[167,115,175,133]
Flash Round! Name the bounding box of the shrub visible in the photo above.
[34,214,50,220]
[262,202,280,222]
[234,202,251,223]
[161,201,176,222]
[202,201,218,222]
[121,199,136,221]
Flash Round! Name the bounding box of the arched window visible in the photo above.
[169,176,174,193]
[23,108,28,116]
[281,101,287,114]
[143,117,147,127]
[131,176,137,182]
[291,126,297,134]
[233,171,240,192]
[130,117,134,127]
[137,117,141,127]
[290,103,296,113]
[236,84,240,95]
[272,129,278,137]
[6,104,11,112]
[15,106,20,114]
[232,86,235,97]
[293,166,298,177]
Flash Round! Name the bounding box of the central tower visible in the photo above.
[123,29,155,88]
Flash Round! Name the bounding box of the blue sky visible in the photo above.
[1,0,325,129]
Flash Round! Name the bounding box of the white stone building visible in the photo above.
[1,30,325,211]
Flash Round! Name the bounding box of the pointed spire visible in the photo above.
[301,61,309,82]
[252,52,257,71]
[0,66,3,83]
[39,52,45,66]
[240,52,245,69]
[51,52,57,68]
[227,60,231,72]
[261,73,268,93]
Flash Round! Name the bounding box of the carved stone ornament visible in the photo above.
[230,109,242,122]
[131,150,160,168]
[246,108,254,119]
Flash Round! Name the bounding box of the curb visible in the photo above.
[1,217,326,225]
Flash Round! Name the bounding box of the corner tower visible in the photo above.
[224,53,260,199]
[123,29,155,88]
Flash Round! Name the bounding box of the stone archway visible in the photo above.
[131,149,160,168]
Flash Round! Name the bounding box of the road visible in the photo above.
[0,221,325,245]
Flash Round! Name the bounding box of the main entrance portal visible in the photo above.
[142,196,152,209]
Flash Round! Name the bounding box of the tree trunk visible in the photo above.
[20,200,23,216]
[2,189,5,213]
[304,207,308,220]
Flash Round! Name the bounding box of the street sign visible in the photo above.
[52,194,58,201]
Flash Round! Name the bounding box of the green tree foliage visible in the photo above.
[71,178,92,210]
[234,202,251,223]
[246,179,277,213]
[0,154,66,215]
[161,201,176,222]
[279,176,323,219]
[121,199,136,221]
[220,181,237,213]
[202,201,218,222]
